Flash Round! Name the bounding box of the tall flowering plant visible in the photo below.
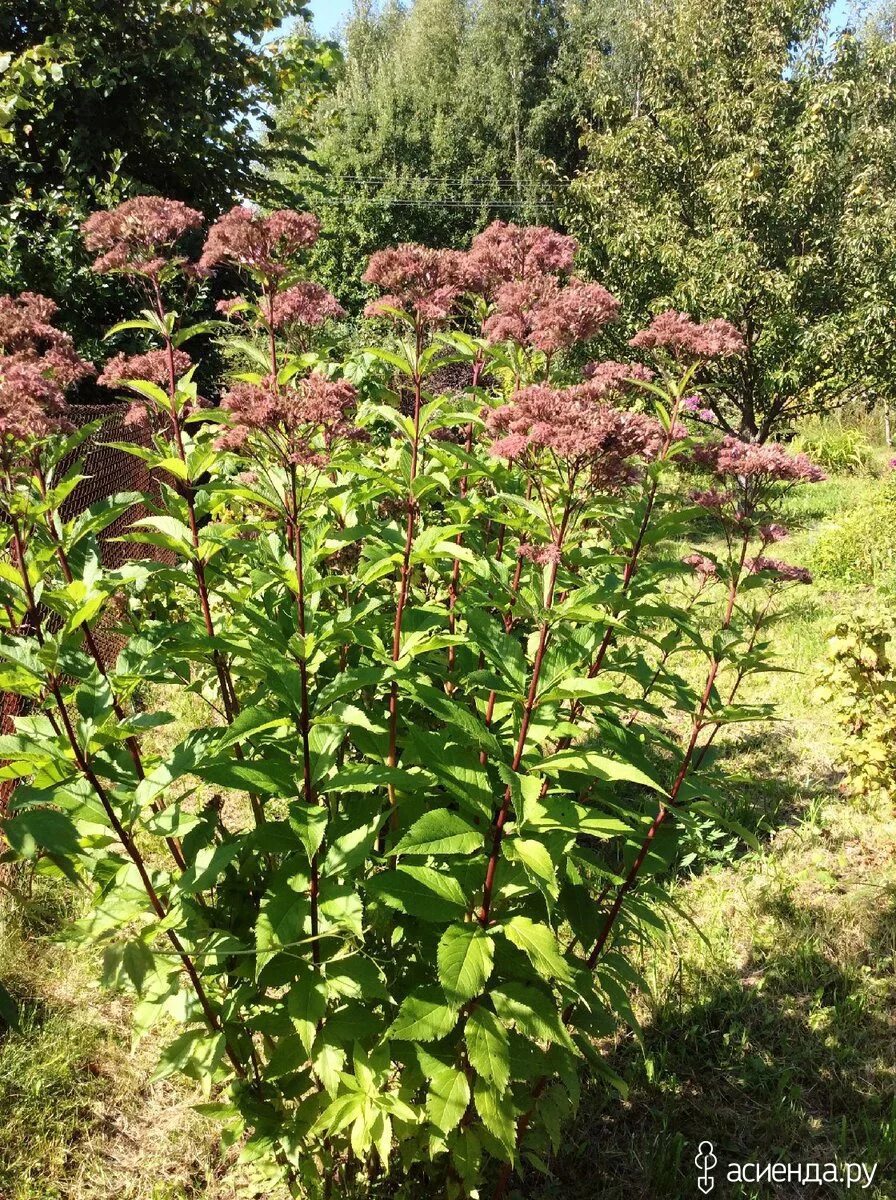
[0,209,822,1198]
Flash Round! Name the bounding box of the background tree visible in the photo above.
[0,0,314,351]
[560,0,865,439]
[833,11,896,445]
[277,0,578,307]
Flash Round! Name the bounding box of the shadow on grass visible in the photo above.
[520,875,896,1200]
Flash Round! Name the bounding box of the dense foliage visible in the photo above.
[0,0,317,348]
[817,614,896,804]
[0,201,824,1197]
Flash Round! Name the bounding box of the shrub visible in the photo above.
[816,614,896,804]
[792,419,876,474]
[807,478,896,585]
[0,205,823,1198]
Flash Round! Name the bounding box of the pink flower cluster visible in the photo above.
[486,384,664,487]
[0,292,93,446]
[82,196,203,278]
[581,359,655,399]
[200,206,321,279]
[483,275,620,353]
[98,348,191,390]
[630,310,745,360]
[748,557,812,585]
[682,552,718,578]
[362,245,467,324]
[519,541,563,565]
[692,436,826,483]
[217,284,345,330]
[466,221,577,293]
[219,373,358,467]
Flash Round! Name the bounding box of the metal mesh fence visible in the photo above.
[1,403,165,813]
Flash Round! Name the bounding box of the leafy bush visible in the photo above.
[0,205,823,1198]
[807,478,896,585]
[792,419,876,474]
[816,614,896,804]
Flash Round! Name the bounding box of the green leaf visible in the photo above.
[473,1076,516,1158]
[363,866,468,921]
[465,1006,510,1093]
[393,810,483,858]
[502,917,574,986]
[289,971,328,1054]
[387,989,459,1042]
[491,982,578,1055]
[507,837,558,899]
[437,924,495,1004]
[426,1063,470,1135]
[537,749,666,794]
[192,755,298,798]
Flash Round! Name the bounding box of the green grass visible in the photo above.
[2,468,895,1199]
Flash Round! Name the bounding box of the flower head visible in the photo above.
[630,310,745,360]
[200,206,321,279]
[483,275,619,352]
[519,541,563,565]
[748,557,812,585]
[486,384,664,487]
[219,373,358,467]
[82,196,203,278]
[682,552,718,578]
[98,349,191,390]
[362,245,466,324]
[464,221,578,295]
[263,283,345,330]
[760,523,789,543]
[580,359,655,400]
[692,436,826,483]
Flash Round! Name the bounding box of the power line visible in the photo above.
[289,174,572,188]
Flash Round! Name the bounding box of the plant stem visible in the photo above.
[288,469,320,965]
[385,326,425,840]
[477,500,571,927]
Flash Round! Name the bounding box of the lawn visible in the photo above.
[1,471,894,1200]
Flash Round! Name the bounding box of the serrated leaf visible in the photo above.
[426,1064,470,1135]
[473,1077,516,1157]
[437,924,494,1004]
[363,866,468,921]
[502,916,574,986]
[393,810,483,857]
[465,1006,510,1093]
[387,989,459,1042]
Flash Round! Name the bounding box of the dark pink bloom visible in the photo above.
[580,360,655,399]
[466,221,577,294]
[681,394,701,413]
[630,310,745,360]
[682,552,718,578]
[219,372,358,466]
[122,402,152,432]
[690,487,731,511]
[263,283,345,330]
[0,360,73,442]
[363,245,466,324]
[98,349,191,390]
[0,292,93,388]
[483,275,619,352]
[486,384,664,487]
[760,523,788,543]
[692,436,826,484]
[519,541,562,565]
[748,557,812,585]
[200,206,320,278]
[82,196,203,278]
